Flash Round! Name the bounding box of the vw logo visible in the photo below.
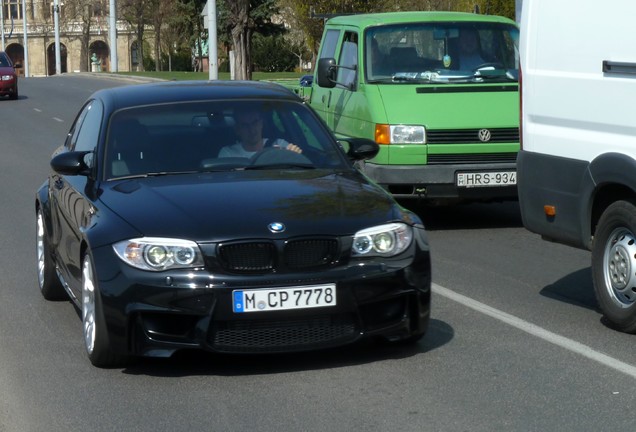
[478,129,492,142]
[268,222,286,233]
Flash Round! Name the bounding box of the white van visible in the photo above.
[518,0,636,332]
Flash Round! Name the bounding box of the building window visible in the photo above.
[5,0,22,20]
[131,41,139,66]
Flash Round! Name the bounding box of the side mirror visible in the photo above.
[299,74,313,87]
[14,63,22,69]
[51,151,91,176]
[316,58,337,88]
[339,138,379,161]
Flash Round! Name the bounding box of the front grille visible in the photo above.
[210,315,357,353]
[219,242,275,272]
[427,127,519,144]
[427,152,518,165]
[217,238,340,274]
[284,239,339,270]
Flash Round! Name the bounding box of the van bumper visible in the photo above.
[361,161,518,201]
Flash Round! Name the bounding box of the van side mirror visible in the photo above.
[316,58,337,88]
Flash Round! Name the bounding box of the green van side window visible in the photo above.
[337,32,358,90]
[320,29,340,59]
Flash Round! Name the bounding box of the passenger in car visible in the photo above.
[218,108,302,158]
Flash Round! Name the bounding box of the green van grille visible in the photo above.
[427,152,517,164]
[427,128,519,144]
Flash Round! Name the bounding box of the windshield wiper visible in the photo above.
[109,170,201,181]
[245,163,316,171]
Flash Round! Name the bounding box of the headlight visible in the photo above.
[375,124,426,144]
[113,238,204,271]
[352,223,413,257]
[1,75,14,81]
[390,125,426,144]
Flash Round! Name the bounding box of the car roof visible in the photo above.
[325,11,517,28]
[94,80,302,113]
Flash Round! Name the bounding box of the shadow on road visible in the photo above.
[539,267,599,312]
[122,318,454,377]
[401,200,523,231]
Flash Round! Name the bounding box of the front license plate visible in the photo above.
[232,284,337,313]
[456,171,517,188]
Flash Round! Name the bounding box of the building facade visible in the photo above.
[1,0,139,76]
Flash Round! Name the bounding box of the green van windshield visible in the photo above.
[365,22,519,84]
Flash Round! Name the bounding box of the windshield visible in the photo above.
[105,99,348,180]
[365,21,519,84]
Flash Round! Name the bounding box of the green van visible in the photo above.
[309,12,520,203]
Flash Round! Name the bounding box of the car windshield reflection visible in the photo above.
[106,100,344,180]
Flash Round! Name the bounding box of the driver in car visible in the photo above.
[219,109,302,158]
[458,28,486,71]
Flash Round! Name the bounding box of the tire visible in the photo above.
[592,200,636,333]
[36,209,66,300]
[82,253,127,367]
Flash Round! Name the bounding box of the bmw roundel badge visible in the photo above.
[268,222,286,233]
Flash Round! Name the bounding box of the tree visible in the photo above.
[252,34,297,72]
[176,0,207,71]
[120,0,151,71]
[218,0,285,80]
[160,3,190,71]
[62,0,102,72]
[278,0,376,65]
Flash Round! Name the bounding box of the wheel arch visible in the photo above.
[589,153,636,243]
[35,182,53,237]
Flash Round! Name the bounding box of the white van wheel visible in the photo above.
[592,200,636,333]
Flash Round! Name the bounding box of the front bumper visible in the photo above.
[91,235,431,358]
[361,161,518,200]
[0,78,17,96]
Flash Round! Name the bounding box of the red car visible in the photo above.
[0,51,18,100]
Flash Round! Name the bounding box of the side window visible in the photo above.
[65,101,92,149]
[72,100,103,168]
[319,29,340,59]
[337,32,358,90]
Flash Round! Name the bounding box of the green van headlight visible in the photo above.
[390,125,426,144]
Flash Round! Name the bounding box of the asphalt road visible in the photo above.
[0,75,634,432]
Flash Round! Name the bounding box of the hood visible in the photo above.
[376,83,518,128]
[0,66,15,75]
[99,170,402,242]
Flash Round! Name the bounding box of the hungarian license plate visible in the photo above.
[456,171,517,188]
[232,284,337,313]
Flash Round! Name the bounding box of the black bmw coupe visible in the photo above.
[35,80,431,367]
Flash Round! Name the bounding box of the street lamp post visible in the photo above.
[207,0,217,80]
[109,0,117,72]
[54,0,61,74]
[1,1,5,51]
[21,0,28,76]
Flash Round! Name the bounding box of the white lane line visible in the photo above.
[52,117,64,123]
[433,283,636,379]
[33,108,42,112]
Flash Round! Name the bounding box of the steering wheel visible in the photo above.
[473,62,505,71]
[249,147,312,166]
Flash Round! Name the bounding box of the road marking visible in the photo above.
[433,283,636,379]
[33,108,42,112]
[52,117,64,122]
